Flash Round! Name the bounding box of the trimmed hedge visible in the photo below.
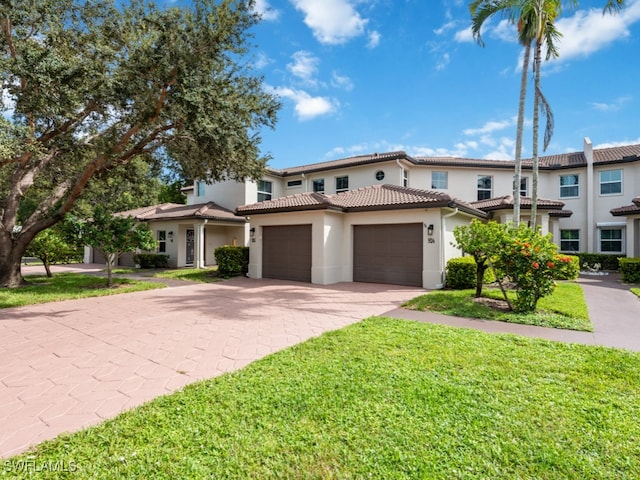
[214,245,249,278]
[619,258,640,284]
[553,254,580,280]
[576,253,624,271]
[446,257,476,289]
[134,253,170,269]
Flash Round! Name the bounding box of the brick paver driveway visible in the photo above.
[0,277,422,458]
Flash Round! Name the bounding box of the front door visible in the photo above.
[186,229,195,265]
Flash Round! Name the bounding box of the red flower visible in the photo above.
[547,261,555,268]
[532,261,540,269]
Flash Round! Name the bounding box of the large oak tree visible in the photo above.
[0,0,279,287]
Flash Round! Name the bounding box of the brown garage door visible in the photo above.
[353,224,423,287]
[263,225,312,282]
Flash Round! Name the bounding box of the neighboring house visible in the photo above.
[107,137,640,289]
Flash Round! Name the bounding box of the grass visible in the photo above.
[403,282,592,331]
[152,266,221,283]
[0,273,164,308]
[8,317,640,479]
[632,288,640,299]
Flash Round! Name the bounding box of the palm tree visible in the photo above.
[470,0,625,228]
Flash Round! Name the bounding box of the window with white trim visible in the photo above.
[599,169,622,195]
[560,174,579,198]
[258,180,272,202]
[287,179,303,188]
[600,228,624,253]
[157,230,167,253]
[560,229,580,252]
[313,178,324,193]
[402,169,408,187]
[336,176,349,193]
[431,171,447,189]
[520,177,528,197]
[477,175,492,201]
[197,181,206,197]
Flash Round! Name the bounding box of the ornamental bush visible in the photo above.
[553,254,580,280]
[214,246,249,278]
[446,257,476,289]
[493,224,559,313]
[619,258,640,284]
[134,253,170,269]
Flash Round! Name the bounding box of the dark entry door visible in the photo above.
[186,229,194,265]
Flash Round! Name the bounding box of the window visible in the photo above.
[431,171,447,189]
[600,229,623,253]
[197,181,206,197]
[313,178,325,193]
[599,169,622,195]
[287,179,303,188]
[403,169,409,187]
[560,229,580,252]
[336,176,349,193]
[520,177,528,197]
[157,230,167,253]
[375,170,385,181]
[477,175,492,201]
[560,174,579,198]
[257,180,272,202]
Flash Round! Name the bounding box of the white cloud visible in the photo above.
[590,96,632,112]
[434,21,456,36]
[270,86,338,121]
[367,30,381,49]
[454,27,474,43]
[287,51,320,86]
[436,52,450,71]
[253,52,273,70]
[290,0,368,44]
[331,71,354,91]
[595,137,640,149]
[553,2,640,62]
[463,117,516,136]
[253,0,280,21]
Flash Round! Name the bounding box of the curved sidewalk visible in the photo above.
[385,272,640,352]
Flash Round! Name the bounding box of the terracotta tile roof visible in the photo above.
[611,202,640,216]
[264,143,640,177]
[268,151,413,176]
[117,202,245,223]
[549,210,573,218]
[236,184,487,218]
[471,195,565,212]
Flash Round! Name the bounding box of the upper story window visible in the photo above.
[560,174,579,198]
[375,170,385,181]
[560,229,579,252]
[336,176,349,193]
[287,179,303,188]
[157,230,166,253]
[520,177,528,197]
[313,179,325,193]
[402,169,409,187]
[600,228,624,253]
[477,175,492,201]
[431,171,447,189]
[197,181,206,197]
[599,169,622,195]
[258,180,272,202]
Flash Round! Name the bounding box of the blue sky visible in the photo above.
[246,0,640,169]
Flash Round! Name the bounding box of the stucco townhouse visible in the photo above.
[108,137,640,289]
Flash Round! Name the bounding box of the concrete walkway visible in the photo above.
[1,265,638,459]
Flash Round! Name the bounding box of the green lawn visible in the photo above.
[403,282,592,331]
[632,287,640,299]
[152,266,221,283]
[0,273,164,308]
[8,318,639,479]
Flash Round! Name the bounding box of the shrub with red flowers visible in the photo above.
[493,224,559,312]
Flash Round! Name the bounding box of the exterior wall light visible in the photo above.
[427,224,434,236]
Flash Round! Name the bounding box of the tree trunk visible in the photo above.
[513,43,531,227]
[0,233,29,288]
[43,260,53,278]
[531,41,542,230]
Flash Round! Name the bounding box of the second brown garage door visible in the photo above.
[262,225,312,282]
[353,223,423,287]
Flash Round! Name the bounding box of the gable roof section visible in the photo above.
[236,184,487,218]
[611,196,640,216]
[117,202,246,223]
[471,195,566,212]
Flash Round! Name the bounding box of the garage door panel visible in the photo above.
[263,225,312,282]
[353,224,423,287]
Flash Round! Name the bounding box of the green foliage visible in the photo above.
[619,258,640,284]
[24,228,83,277]
[452,220,509,296]
[72,207,156,286]
[577,253,624,271]
[214,245,249,278]
[445,257,476,289]
[133,253,170,269]
[553,254,580,280]
[495,224,559,313]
